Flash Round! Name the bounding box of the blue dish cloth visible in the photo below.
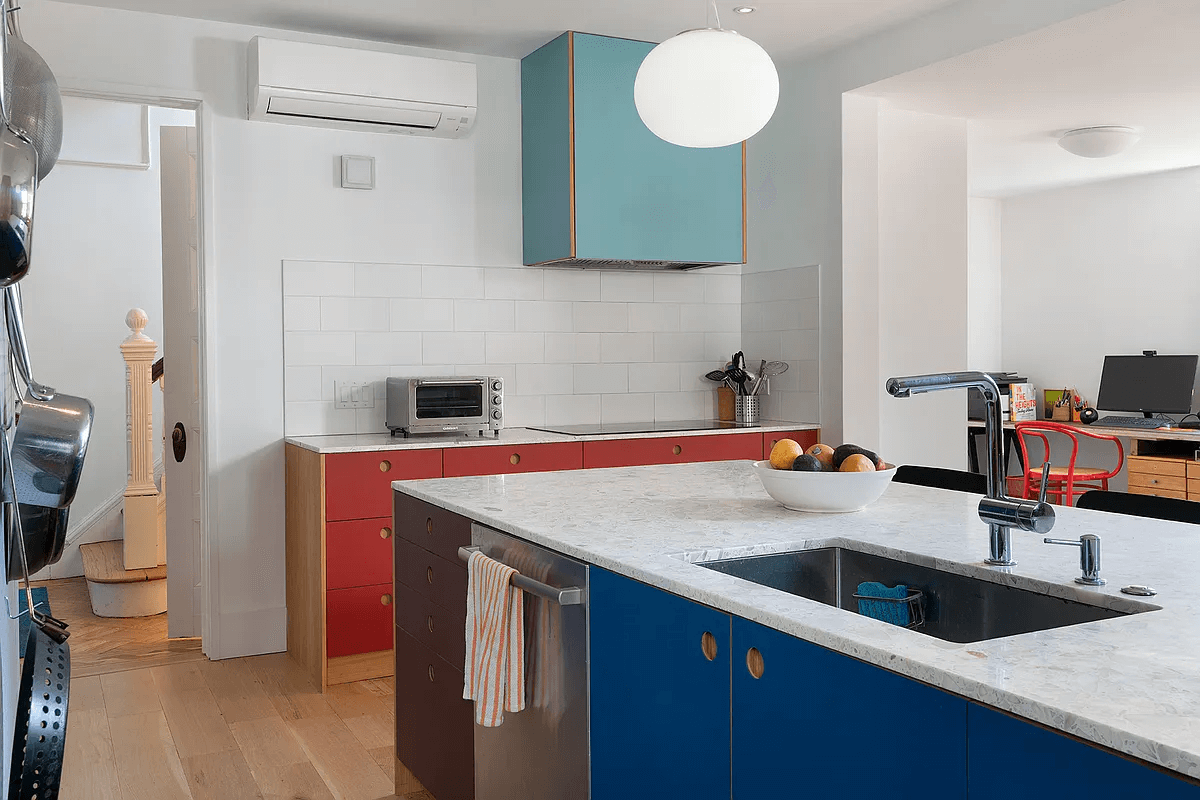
[856,581,910,626]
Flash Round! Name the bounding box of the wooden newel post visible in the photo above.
[123,308,160,571]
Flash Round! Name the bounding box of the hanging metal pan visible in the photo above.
[10,391,94,509]
[4,502,66,582]
[7,618,69,800]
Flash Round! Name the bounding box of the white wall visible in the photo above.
[25,103,194,580]
[747,0,1127,448]
[283,261,741,432]
[967,197,1003,369]
[741,265,821,422]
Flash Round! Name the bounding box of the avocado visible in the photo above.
[791,454,823,472]
[833,444,879,470]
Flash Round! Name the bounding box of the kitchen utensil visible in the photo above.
[4,502,66,582]
[735,395,760,425]
[3,34,62,181]
[704,369,729,383]
[10,390,94,509]
[753,459,897,513]
[6,284,52,399]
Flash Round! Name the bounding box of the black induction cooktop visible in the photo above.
[528,420,757,436]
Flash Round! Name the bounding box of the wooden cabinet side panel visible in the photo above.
[285,443,326,691]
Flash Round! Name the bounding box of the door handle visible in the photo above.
[171,423,187,462]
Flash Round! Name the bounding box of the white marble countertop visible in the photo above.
[393,461,1200,778]
[286,421,820,454]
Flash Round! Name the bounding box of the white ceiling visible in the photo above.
[47,0,961,59]
[855,0,1200,198]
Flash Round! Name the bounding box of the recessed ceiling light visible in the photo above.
[733,6,756,14]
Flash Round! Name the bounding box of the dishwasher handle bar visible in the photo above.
[458,546,585,606]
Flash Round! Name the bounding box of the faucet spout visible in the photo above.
[886,370,1055,566]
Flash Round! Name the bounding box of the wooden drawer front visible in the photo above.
[1129,473,1187,493]
[325,449,442,522]
[583,432,762,469]
[1189,461,1200,480]
[393,579,465,668]
[326,517,394,590]
[443,441,583,478]
[763,430,821,459]
[394,491,472,564]
[393,534,467,615]
[1128,456,1187,479]
[1128,484,1189,501]
[326,583,394,658]
[1190,479,1200,498]
[395,627,474,800]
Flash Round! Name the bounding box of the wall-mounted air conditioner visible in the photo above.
[247,37,477,139]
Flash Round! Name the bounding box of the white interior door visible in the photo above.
[160,126,203,638]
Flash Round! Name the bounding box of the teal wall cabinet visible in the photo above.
[521,32,746,268]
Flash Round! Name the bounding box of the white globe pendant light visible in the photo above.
[635,21,779,148]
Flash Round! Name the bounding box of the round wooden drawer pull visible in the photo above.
[426,517,434,535]
[672,445,682,456]
[427,616,435,632]
[379,527,392,539]
[428,665,436,683]
[701,631,718,662]
[426,567,434,584]
[379,460,391,473]
[380,594,392,606]
[510,453,521,466]
[746,647,765,680]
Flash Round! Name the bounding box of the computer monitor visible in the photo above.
[1096,354,1199,417]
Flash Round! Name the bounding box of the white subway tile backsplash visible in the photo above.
[705,273,741,304]
[285,401,357,436]
[284,332,355,366]
[423,332,485,364]
[354,263,422,298]
[283,297,321,331]
[629,362,680,394]
[680,362,721,392]
[355,404,386,434]
[741,331,783,362]
[453,364,518,386]
[321,297,389,331]
[515,363,575,396]
[599,332,654,363]
[574,363,628,394]
[486,333,545,364]
[284,366,322,402]
[546,393,601,425]
[320,366,385,400]
[653,391,707,421]
[283,261,354,296]
[705,332,743,364]
[423,265,485,299]
[741,265,821,424]
[680,303,739,333]
[654,332,707,363]
[628,303,680,332]
[485,268,543,300]
[601,271,654,302]
[653,272,707,303]
[543,269,601,301]
[355,332,423,366]
[504,394,545,427]
[782,329,819,361]
[390,298,454,331]
[545,333,600,364]
[455,300,516,332]
[516,301,574,332]
[601,393,654,424]
[573,302,628,333]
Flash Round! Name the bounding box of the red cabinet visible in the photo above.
[325,449,442,521]
[762,429,821,459]
[443,441,583,477]
[583,432,763,469]
[325,517,394,590]
[326,582,394,658]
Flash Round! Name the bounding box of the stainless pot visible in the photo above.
[11,390,94,509]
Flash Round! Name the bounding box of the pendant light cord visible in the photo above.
[709,0,722,30]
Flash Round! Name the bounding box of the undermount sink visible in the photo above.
[696,546,1158,644]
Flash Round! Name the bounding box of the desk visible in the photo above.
[967,419,1200,501]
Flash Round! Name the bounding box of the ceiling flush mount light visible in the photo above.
[1057,126,1140,158]
[634,1,779,148]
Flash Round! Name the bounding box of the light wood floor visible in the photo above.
[37,577,429,800]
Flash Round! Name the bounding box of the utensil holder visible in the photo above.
[735,396,760,425]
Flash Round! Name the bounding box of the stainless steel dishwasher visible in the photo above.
[466,522,590,799]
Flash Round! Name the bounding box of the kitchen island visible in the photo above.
[393,459,1200,796]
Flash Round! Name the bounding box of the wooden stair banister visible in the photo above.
[122,308,160,570]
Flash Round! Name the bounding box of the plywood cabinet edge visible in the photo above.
[285,443,327,691]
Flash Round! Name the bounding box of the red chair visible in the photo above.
[1014,421,1124,506]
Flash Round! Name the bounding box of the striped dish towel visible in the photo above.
[463,550,526,727]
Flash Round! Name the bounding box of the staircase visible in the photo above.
[81,309,167,617]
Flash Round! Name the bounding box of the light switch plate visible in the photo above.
[340,155,375,190]
[334,380,375,409]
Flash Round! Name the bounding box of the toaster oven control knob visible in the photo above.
[492,409,502,420]
[492,380,503,391]
[492,395,502,405]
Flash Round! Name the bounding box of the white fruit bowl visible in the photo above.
[752,460,897,513]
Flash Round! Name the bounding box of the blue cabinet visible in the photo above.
[968,704,1200,798]
[731,617,968,798]
[521,32,745,268]
[589,568,731,800]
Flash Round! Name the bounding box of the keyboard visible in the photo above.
[1094,416,1172,430]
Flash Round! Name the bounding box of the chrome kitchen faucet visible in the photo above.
[886,371,1055,566]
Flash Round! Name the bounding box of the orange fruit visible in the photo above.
[840,453,876,472]
[806,443,835,470]
[769,439,803,470]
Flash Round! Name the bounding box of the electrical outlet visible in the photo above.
[334,381,375,410]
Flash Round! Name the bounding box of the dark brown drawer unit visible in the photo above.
[395,489,473,564]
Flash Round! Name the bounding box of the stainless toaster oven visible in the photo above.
[386,376,502,437]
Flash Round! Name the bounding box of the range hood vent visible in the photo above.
[539,257,720,271]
